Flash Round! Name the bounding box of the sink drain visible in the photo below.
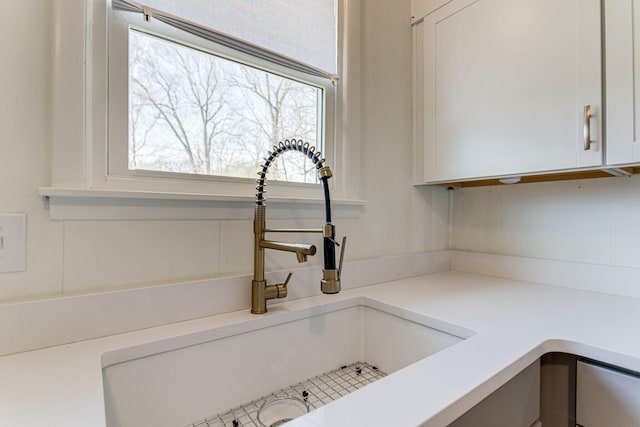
[257,396,309,427]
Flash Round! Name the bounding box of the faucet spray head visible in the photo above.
[321,236,346,294]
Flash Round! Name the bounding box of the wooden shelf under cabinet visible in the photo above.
[433,167,640,188]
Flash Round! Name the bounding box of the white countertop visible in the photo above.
[2,270,639,427]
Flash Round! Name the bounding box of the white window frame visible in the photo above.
[99,1,338,199]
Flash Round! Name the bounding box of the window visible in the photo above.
[43,0,365,221]
[107,0,339,190]
[128,30,323,183]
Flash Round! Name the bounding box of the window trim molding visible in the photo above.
[38,187,367,221]
[107,11,337,187]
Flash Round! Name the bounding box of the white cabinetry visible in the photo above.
[576,361,640,426]
[414,0,603,184]
[605,0,640,166]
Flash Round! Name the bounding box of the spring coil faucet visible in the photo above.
[252,139,346,314]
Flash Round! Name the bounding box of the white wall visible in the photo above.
[0,0,448,304]
[358,0,449,258]
[452,176,640,268]
[0,1,64,301]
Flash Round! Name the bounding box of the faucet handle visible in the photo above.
[275,272,293,299]
[282,272,293,287]
[337,236,347,279]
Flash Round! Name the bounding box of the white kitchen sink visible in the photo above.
[102,298,472,427]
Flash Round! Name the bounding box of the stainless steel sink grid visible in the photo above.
[187,362,387,427]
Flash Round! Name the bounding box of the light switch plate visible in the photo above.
[0,214,26,273]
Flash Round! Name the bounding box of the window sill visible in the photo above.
[38,187,367,221]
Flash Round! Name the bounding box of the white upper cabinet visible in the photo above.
[415,0,603,183]
[605,0,640,166]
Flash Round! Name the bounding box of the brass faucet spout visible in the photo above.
[259,241,316,263]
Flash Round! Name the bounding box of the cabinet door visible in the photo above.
[420,0,602,183]
[605,0,640,165]
[449,361,540,427]
[576,361,640,426]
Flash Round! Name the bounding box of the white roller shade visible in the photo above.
[112,0,338,80]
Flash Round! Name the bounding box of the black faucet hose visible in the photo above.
[321,176,337,270]
[321,175,332,223]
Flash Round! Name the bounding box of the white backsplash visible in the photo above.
[451,251,640,299]
[0,251,451,356]
[451,176,640,268]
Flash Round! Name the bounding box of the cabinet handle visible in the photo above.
[583,105,592,150]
